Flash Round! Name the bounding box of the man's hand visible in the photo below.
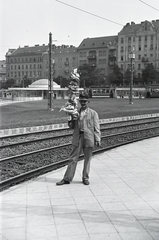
[67,115,72,121]
[95,141,101,147]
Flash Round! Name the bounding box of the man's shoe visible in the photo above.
[83,179,90,185]
[56,179,70,186]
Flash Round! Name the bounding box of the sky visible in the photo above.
[0,0,159,60]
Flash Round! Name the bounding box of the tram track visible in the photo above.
[0,116,159,191]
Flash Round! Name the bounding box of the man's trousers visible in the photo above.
[63,133,93,182]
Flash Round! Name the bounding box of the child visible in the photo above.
[60,68,80,119]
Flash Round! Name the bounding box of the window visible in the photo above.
[138,64,141,70]
[121,46,123,52]
[121,56,123,61]
[151,35,153,41]
[128,46,131,52]
[139,36,141,41]
[128,37,131,43]
[138,55,141,60]
[139,45,141,51]
[145,36,147,41]
[121,38,123,44]
[79,51,86,57]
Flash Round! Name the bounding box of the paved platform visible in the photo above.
[1,137,159,240]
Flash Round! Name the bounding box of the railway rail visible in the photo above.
[0,116,159,191]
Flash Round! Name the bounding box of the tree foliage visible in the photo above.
[142,63,157,84]
[54,76,69,88]
[107,64,123,86]
[2,79,15,89]
[78,64,100,87]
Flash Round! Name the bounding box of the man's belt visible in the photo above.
[79,130,84,134]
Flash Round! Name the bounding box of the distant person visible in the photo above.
[56,91,101,186]
[88,88,92,98]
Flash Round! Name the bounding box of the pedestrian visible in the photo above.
[56,91,101,186]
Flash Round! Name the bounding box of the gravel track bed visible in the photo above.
[0,120,159,160]
[1,118,158,146]
[1,125,159,182]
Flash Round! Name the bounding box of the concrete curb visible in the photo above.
[1,113,159,137]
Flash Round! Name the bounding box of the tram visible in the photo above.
[90,86,115,98]
[146,85,159,98]
[90,84,159,98]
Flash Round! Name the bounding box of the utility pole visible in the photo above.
[48,32,54,110]
[128,51,135,104]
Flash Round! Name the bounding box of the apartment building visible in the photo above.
[5,44,77,86]
[0,60,6,85]
[118,19,159,83]
[5,19,159,87]
[77,36,118,77]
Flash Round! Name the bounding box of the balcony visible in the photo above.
[89,63,96,67]
[64,70,69,74]
[108,61,116,66]
[141,57,149,62]
[88,55,96,59]
[65,62,69,66]
[108,55,116,61]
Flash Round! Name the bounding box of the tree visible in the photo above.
[107,65,123,86]
[124,68,131,85]
[3,79,15,89]
[54,76,69,88]
[142,63,157,84]
[78,64,100,87]
[19,76,32,87]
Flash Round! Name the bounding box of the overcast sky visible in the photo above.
[0,0,159,60]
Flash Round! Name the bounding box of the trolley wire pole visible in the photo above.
[128,50,135,104]
[48,32,54,110]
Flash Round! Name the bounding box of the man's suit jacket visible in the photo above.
[68,107,101,147]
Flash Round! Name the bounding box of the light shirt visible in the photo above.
[79,109,87,131]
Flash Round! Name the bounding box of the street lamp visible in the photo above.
[128,51,135,104]
[48,32,54,111]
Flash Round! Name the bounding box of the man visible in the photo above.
[56,91,101,186]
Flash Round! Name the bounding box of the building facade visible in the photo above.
[77,36,118,78]
[4,19,159,88]
[0,60,6,88]
[5,44,77,86]
[118,20,159,84]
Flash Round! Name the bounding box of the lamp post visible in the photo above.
[128,51,135,104]
[48,32,54,110]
